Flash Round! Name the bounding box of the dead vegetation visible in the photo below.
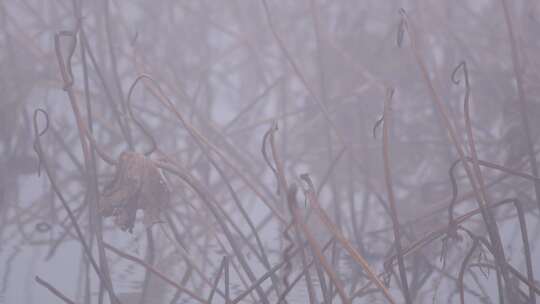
[2,1,540,303]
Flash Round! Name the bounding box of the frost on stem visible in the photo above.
[100,151,170,233]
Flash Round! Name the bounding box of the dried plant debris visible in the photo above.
[100,151,170,232]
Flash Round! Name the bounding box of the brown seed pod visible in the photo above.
[100,151,170,233]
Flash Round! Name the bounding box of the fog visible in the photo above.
[2,1,540,303]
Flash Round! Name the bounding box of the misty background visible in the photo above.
[2,0,540,303]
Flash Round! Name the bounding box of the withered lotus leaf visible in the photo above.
[100,151,170,232]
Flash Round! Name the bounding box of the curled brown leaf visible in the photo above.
[100,151,170,232]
